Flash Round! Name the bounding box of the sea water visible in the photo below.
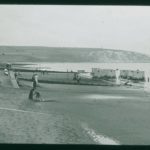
[22,62,150,72]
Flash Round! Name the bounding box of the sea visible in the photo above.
[21,63,150,73]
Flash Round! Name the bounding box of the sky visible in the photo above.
[0,5,150,55]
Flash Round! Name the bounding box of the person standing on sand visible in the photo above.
[33,80,37,89]
[32,73,38,89]
[28,88,35,100]
[14,72,17,79]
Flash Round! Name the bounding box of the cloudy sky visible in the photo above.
[0,5,150,55]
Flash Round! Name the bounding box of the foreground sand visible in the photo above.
[0,86,63,143]
[0,85,93,144]
[0,81,149,144]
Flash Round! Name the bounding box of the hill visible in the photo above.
[0,46,149,63]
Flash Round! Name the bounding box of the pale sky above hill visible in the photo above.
[0,5,150,55]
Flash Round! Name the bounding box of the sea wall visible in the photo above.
[18,71,75,81]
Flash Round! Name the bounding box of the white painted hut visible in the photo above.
[120,70,144,80]
[92,68,116,78]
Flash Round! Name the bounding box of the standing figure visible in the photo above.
[116,69,121,85]
[32,73,38,89]
[33,80,37,89]
[28,88,35,100]
[14,72,17,79]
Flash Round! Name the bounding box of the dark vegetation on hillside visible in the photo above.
[0,46,149,63]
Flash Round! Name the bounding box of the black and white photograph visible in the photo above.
[0,5,150,145]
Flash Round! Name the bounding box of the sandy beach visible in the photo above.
[0,76,149,144]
